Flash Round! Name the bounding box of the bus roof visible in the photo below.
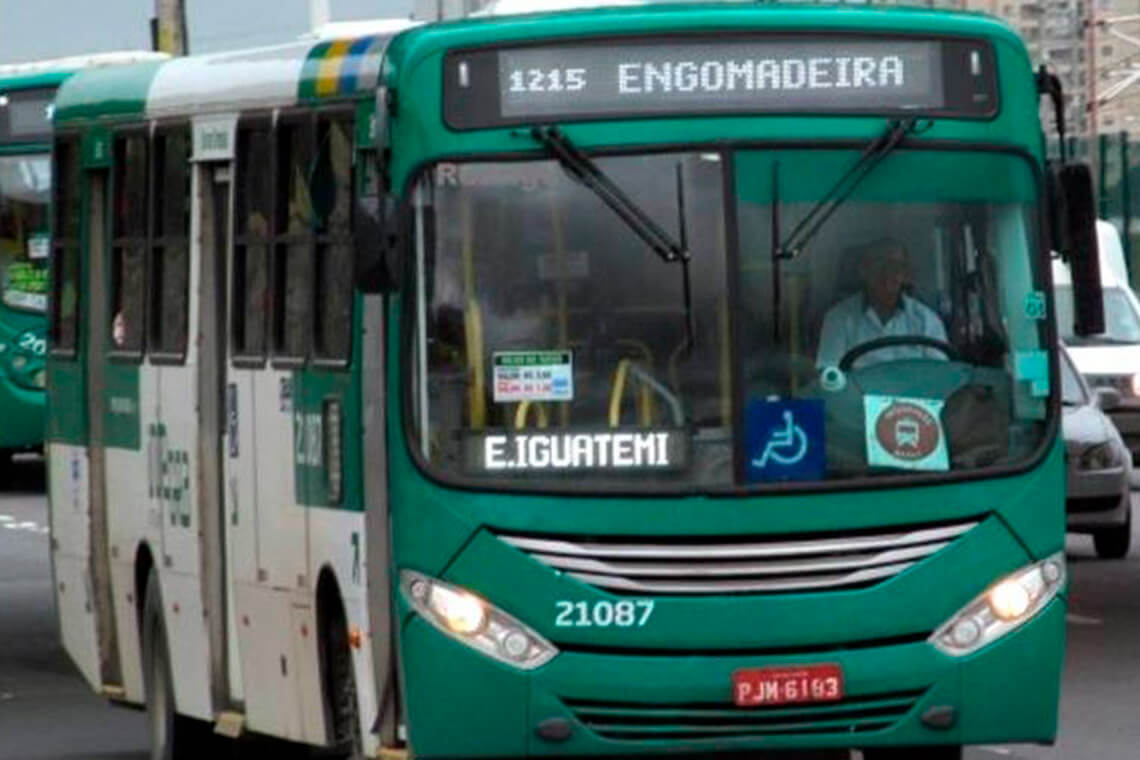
[55,23,415,124]
[0,51,169,93]
[56,4,1026,125]
[389,3,1025,68]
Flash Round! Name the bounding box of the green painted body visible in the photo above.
[0,69,75,451]
[379,5,1063,756]
[46,4,1066,754]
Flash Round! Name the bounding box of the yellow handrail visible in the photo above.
[464,298,485,430]
[514,401,550,430]
[608,359,654,428]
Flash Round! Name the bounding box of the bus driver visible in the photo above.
[815,238,948,370]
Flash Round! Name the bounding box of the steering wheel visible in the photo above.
[837,335,961,372]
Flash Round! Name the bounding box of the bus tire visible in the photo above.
[862,746,962,760]
[324,606,365,759]
[142,568,209,760]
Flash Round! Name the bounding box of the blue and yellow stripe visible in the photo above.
[299,36,383,101]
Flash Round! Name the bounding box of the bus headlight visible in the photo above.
[930,552,1065,657]
[401,570,557,670]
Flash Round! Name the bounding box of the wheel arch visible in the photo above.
[315,563,351,745]
[134,541,156,639]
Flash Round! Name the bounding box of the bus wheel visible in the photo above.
[324,610,365,759]
[142,568,209,760]
[862,747,962,760]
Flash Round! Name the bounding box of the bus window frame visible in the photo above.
[269,110,317,370]
[49,132,82,360]
[231,113,275,370]
[309,106,357,371]
[396,139,1061,498]
[147,121,192,367]
[107,126,151,364]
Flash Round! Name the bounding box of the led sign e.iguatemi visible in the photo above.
[464,430,689,474]
[444,37,997,128]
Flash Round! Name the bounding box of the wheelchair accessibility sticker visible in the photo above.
[864,395,948,472]
[746,399,825,482]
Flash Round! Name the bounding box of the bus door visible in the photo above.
[195,155,242,706]
[83,165,122,691]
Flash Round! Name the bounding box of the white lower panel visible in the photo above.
[54,554,101,691]
[48,444,89,558]
[291,601,327,745]
[110,560,144,703]
[235,582,305,741]
[160,570,214,721]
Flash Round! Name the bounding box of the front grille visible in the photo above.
[1068,495,1122,513]
[498,520,978,595]
[566,690,924,741]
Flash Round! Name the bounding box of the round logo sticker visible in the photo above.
[874,402,940,461]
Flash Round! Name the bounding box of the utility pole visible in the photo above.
[1089,2,1099,139]
[310,0,331,33]
[153,0,189,56]
[412,0,486,21]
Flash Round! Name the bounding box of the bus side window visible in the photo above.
[110,131,148,357]
[233,121,272,362]
[149,126,191,362]
[312,115,354,364]
[50,136,81,356]
[272,117,315,362]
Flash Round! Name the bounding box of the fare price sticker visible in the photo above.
[492,350,573,403]
[864,394,949,472]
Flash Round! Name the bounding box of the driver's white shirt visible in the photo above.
[816,293,948,370]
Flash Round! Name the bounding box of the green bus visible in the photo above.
[48,5,1098,760]
[0,53,164,467]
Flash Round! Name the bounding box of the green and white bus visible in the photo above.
[48,5,1099,759]
[0,53,164,466]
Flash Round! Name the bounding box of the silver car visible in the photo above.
[1062,344,1133,558]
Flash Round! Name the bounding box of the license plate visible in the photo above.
[732,664,844,707]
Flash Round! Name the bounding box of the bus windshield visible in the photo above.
[410,148,1050,490]
[0,154,50,312]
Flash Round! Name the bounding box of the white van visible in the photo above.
[1054,220,1140,487]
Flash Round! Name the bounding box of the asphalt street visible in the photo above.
[0,456,1137,759]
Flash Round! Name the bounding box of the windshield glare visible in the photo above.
[411,149,1050,490]
[0,154,50,312]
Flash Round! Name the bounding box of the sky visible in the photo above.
[0,0,416,64]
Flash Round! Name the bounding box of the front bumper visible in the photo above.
[1066,463,1130,529]
[1105,408,1140,484]
[401,597,1065,757]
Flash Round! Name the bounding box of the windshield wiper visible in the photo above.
[776,117,919,260]
[530,126,688,263]
[530,125,696,348]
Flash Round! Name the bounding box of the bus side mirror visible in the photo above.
[356,195,403,294]
[1056,163,1104,337]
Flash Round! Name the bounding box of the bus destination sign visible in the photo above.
[444,37,997,128]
